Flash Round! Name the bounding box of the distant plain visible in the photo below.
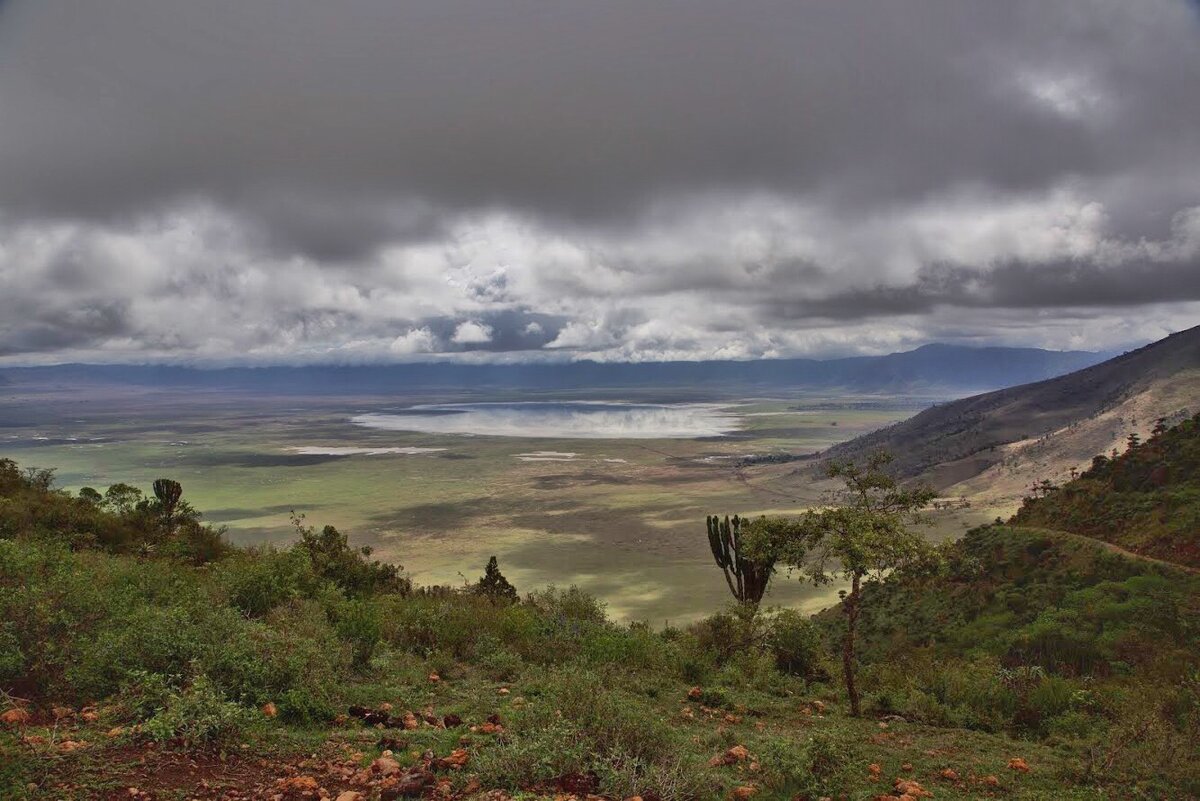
[0,384,989,622]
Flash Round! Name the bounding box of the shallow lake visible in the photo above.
[352,401,742,439]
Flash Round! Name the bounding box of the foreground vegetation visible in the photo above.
[2,416,1199,799]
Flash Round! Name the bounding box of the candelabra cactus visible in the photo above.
[706,514,774,605]
[153,478,183,531]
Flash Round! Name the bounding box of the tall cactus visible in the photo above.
[706,514,773,605]
[153,478,183,532]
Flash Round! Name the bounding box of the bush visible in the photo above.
[470,669,699,799]
[766,608,827,680]
[332,598,383,668]
[689,605,764,665]
[140,674,253,746]
[527,585,608,627]
[216,548,317,618]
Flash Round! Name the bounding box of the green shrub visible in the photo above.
[140,674,252,746]
[689,605,764,665]
[766,608,827,680]
[333,598,383,668]
[471,669,694,799]
[527,585,608,626]
[216,548,317,618]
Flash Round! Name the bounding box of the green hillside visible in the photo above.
[1011,412,1200,567]
[3,419,1200,799]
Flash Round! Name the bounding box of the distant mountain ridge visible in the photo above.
[0,343,1111,396]
[821,325,1200,495]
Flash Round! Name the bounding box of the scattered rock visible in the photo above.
[428,673,440,683]
[379,767,435,799]
[443,713,463,728]
[940,768,959,781]
[729,785,756,800]
[335,793,364,801]
[432,749,469,771]
[1008,757,1030,772]
[276,775,321,799]
[497,687,510,696]
[51,706,74,720]
[401,712,420,730]
[709,745,750,767]
[687,686,703,700]
[893,778,932,798]
[372,756,402,776]
[262,702,278,718]
[58,740,89,752]
[868,763,882,780]
[0,708,31,726]
[378,736,408,752]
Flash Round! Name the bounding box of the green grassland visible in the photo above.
[0,385,945,621]
[2,405,1198,799]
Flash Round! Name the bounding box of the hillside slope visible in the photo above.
[1010,412,1200,567]
[820,325,1200,496]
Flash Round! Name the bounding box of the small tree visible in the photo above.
[475,556,518,603]
[103,483,143,515]
[747,451,935,716]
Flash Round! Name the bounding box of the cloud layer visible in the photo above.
[0,0,1198,364]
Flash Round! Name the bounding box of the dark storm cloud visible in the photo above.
[761,256,1200,322]
[1,1,1196,232]
[420,310,566,353]
[0,1,1197,363]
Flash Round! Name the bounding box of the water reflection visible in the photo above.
[352,401,741,439]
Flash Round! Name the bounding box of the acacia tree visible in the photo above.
[747,451,935,716]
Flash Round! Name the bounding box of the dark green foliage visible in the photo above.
[138,674,253,746]
[746,450,936,716]
[1013,411,1200,566]
[331,598,383,668]
[291,512,410,597]
[0,459,226,563]
[705,514,774,605]
[766,608,827,681]
[152,478,183,531]
[474,555,518,603]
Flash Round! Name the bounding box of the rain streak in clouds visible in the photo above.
[1,1,1199,365]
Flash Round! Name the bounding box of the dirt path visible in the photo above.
[1010,525,1200,575]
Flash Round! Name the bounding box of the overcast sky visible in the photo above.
[1,1,1198,365]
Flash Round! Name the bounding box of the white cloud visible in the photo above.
[450,320,493,345]
[389,327,438,354]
